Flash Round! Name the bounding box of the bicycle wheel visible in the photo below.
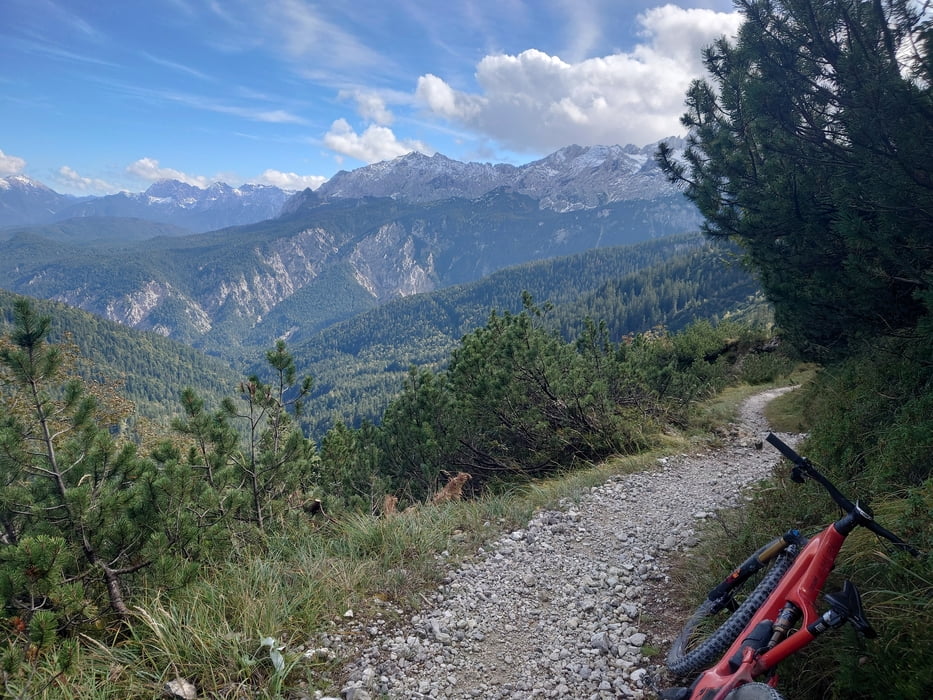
[666,549,797,678]
[725,682,784,699]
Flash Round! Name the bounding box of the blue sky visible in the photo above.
[0,0,741,195]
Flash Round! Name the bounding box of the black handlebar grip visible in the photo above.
[865,519,922,557]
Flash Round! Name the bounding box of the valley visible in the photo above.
[0,140,758,435]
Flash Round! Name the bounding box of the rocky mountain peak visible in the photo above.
[144,179,205,200]
[0,175,55,192]
[310,139,683,212]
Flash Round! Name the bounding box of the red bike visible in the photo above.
[662,433,920,700]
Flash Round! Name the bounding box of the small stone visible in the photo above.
[163,678,197,700]
[344,689,372,700]
[591,631,612,653]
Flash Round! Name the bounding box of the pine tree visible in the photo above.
[657,0,933,357]
[0,300,156,624]
[171,340,318,530]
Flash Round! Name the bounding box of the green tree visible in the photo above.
[658,0,933,357]
[377,368,459,501]
[318,420,386,512]
[0,300,157,623]
[445,295,622,480]
[172,340,318,530]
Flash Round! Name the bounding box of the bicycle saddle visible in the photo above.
[825,580,877,638]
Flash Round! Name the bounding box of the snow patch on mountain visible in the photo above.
[312,139,685,212]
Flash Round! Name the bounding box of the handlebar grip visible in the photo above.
[865,519,921,557]
[765,435,921,557]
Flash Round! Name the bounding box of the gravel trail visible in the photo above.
[332,387,800,700]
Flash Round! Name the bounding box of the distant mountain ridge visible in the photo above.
[0,175,82,226]
[0,139,701,358]
[55,180,292,233]
[0,176,293,233]
[287,140,684,214]
[0,188,701,353]
[1,140,684,231]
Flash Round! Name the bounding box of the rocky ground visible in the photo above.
[325,388,800,700]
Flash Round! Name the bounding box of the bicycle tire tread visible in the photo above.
[666,550,796,678]
[725,682,785,699]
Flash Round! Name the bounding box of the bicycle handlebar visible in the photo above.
[765,433,920,557]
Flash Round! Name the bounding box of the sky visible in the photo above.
[0,0,743,195]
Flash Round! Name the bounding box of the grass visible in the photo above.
[4,377,801,699]
[105,452,672,698]
[763,364,818,433]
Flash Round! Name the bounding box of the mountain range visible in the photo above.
[0,139,704,361]
[0,139,761,432]
[1,140,685,232]
[304,141,682,212]
[0,176,292,233]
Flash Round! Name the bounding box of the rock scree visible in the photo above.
[330,387,800,699]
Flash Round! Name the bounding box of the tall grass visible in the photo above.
[9,449,657,699]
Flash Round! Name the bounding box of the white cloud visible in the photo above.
[253,169,326,190]
[415,5,742,151]
[264,0,385,69]
[0,149,26,176]
[340,89,396,125]
[164,91,308,124]
[56,166,118,193]
[126,157,211,187]
[323,119,432,163]
[636,5,740,72]
[124,159,326,192]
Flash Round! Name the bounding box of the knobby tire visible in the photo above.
[725,682,785,699]
[666,549,797,678]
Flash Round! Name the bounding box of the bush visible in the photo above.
[739,350,794,385]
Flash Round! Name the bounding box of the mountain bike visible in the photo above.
[661,433,920,700]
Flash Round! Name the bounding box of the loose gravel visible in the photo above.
[326,388,800,700]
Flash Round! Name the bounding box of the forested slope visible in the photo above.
[0,234,760,434]
[0,289,239,421]
[285,235,761,436]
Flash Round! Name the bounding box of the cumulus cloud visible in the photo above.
[0,149,27,176]
[57,166,118,193]
[126,158,326,191]
[340,89,396,125]
[415,5,742,151]
[253,169,327,190]
[323,119,432,163]
[126,157,211,187]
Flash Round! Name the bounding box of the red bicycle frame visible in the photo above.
[687,522,846,699]
[667,433,919,700]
